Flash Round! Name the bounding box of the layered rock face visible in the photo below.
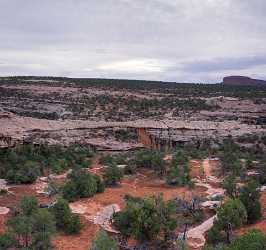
[1,78,266,151]
[223,76,266,86]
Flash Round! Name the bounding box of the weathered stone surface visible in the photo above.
[0,112,265,150]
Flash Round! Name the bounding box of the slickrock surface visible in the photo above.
[1,111,265,150]
[187,215,216,249]
[0,207,9,215]
[187,159,224,249]
[93,204,120,233]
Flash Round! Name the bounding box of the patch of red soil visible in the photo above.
[190,160,203,179]
[0,184,52,237]
[0,157,211,250]
[53,216,99,250]
[0,184,51,208]
[90,169,198,209]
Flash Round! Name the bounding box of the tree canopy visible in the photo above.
[113,195,177,242]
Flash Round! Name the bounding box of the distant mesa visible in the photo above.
[223,76,266,86]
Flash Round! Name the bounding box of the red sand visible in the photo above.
[53,217,99,250]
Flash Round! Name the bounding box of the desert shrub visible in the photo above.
[225,230,266,250]
[64,214,82,234]
[30,209,56,249]
[91,230,118,250]
[50,198,82,234]
[223,176,238,198]
[124,163,137,175]
[103,164,123,186]
[258,159,266,185]
[113,195,177,242]
[218,139,243,174]
[100,154,127,166]
[6,196,56,249]
[219,152,242,175]
[22,196,39,215]
[175,239,189,250]
[0,233,15,249]
[207,224,225,245]
[0,144,94,184]
[149,152,166,177]
[183,145,208,159]
[167,150,190,186]
[134,150,165,175]
[203,244,226,250]
[6,160,40,184]
[239,181,262,223]
[94,174,106,193]
[100,155,115,165]
[62,168,104,201]
[209,199,247,244]
[237,134,259,144]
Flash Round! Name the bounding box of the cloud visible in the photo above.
[0,0,266,82]
[181,55,266,73]
[97,59,172,73]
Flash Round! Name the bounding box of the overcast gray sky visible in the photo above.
[0,0,266,82]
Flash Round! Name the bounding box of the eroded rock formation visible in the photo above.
[223,76,266,86]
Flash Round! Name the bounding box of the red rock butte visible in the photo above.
[223,76,266,86]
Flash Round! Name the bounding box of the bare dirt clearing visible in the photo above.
[53,217,100,250]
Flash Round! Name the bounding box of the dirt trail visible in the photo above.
[187,159,224,249]
[203,159,212,177]
[194,159,224,200]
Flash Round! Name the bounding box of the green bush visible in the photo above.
[223,176,238,198]
[100,155,115,166]
[207,224,224,245]
[212,199,247,244]
[6,196,56,249]
[50,198,82,234]
[0,233,15,249]
[218,139,243,175]
[239,181,262,224]
[103,164,123,186]
[31,209,56,250]
[6,160,40,184]
[225,230,266,250]
[64,214,82,234]
[94,175,106,193]
[167,150,190,186]
[134,150,165,175]
[91,230,118,250]
[113,195,177,241]
[19,195,39,216]
[0,144,94,184]
[62,168,104,201]
[258,159,266,185]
